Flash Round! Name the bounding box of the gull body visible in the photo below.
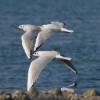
[18,25,41,59]
[34,21,74,51]
[27,51,77,91]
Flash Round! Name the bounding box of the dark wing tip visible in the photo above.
[60,59,78,74]
[74,69,78,75]
[29,49,33,59]
[34,44,42,52]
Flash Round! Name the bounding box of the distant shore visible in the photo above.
[0,88,100,100]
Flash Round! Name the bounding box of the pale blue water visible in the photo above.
[0,0,100,93]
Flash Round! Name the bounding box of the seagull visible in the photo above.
[27,51,77,91]
[18,22,73,59]
[18,24,41,59]
[34,21,74,51]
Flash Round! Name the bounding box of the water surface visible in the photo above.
[0,0,100,93]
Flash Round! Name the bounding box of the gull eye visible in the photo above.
[34,52,37,55]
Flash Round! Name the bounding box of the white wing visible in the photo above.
[56,55,78,74]
[51,21,64,27]
[27,56,53,91]
[56,55,72,61]
[34,30,53,51]
[21,32,34,59]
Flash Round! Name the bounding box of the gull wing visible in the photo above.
[34,30,53,51]
[21,32,34,59]
[51,21,64,27]
[56,55,78,74]
[27,56,53,91]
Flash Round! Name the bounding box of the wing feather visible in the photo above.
[27,56,53,91]
[60,59,78,74]
[56,55,78,74]
[34,30,53,51]
[21,33,33,59]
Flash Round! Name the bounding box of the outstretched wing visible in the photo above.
[21,32,33,59]
[21,28,41,59]
[34,30,53,51]
[27,56,53,91]
[51,21,64,27]
[56,55,78,74]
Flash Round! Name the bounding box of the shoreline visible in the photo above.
[0,88,100,100]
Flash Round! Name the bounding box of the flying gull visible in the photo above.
[18,24,41,59]
[34,21,74,51]
[27,51,77,91]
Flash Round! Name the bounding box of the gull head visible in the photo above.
[33,52,39,57]
[33,51,48,57]
[18,25,25,30]
[33,51,59,57]
[18,24,38,32]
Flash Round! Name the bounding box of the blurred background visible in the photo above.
[0,0,100,93]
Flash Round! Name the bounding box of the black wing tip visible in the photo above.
[74,70,78,75]
[73,67,78,75]
[34,44,42,52]
[29,56,32,60]
[29,50,34,60]
[61,59,78,75]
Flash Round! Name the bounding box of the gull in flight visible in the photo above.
[18,24,41,59]
[18,21,74,59]
[27,51,77,91]
[34,21,74,51]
